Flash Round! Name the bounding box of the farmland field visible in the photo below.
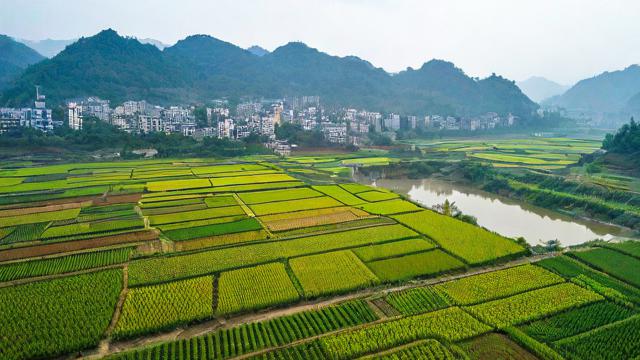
[216,262,299,314]
[366,249,465,282]
[289,250,379,297]
[393,210,526,264]
[0,157,639,360]
[114,276,214,339]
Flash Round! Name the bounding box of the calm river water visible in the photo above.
[356,176,634,246]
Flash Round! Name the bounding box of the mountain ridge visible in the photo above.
[0,29,538,118]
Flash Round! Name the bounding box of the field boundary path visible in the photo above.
[86,252,560,359]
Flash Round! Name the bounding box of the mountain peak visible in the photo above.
[247,45,269,57]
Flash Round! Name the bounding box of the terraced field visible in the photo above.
[0,157,637,360]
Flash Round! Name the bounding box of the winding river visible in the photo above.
[355,176,635,246]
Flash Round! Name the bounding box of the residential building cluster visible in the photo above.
[0,88,58,133]
[1,89,519,155]
[66,98,199,136]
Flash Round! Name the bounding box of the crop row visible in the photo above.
[465,283,603,328]
[392,210,526,264]
[435,264,564,305]
[128,224,417,286]
[163,218,262,242]
[0,269,122,360]
[217,263,300,315]
[318,306,491,359]
[0,247,132,282]
[520,301,636,342]
[114,276,214,339]
[107,300,377,360]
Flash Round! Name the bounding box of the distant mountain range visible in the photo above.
[0,35,45,90]
[517,76,569,103]
[0,29,538,118]
[18,38,76,58]
[545,65,640,116]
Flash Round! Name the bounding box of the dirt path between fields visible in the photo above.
[84,252,559,359]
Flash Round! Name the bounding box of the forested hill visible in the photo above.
[546,65,640,113]
[0,35,45,90]
[0,29,538,118]
[603,118,640,154]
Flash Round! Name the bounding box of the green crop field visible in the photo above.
[520,301,636,342]
[0,269,122,360]
[385,285,453,316]
[570,248,640,288]
[436,264,564,305]
[554,314,640,360]
[290,250,379,297]
[238,187,322,204]
[357,199,422,215]
[319,307,491,359]
[366,249,465,282]
[163,218,262,241]
[312,185,367,205]
[353,238,435,262]
[1,157,639,360]
[362,339,457,359]
[249,196,342,215]
[393,210,526,264]
[216,262,300,315]
[0,247,132,282]
[465,283,603,328]
[128,224,416,285]
[114,276,214,339]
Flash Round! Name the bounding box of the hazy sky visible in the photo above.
[2,0,639,84]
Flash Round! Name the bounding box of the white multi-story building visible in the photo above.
[384,114,401,131]
[321,122,347,144]
[218,118,234,139]
[67,102,82,130]
[137,115,162,133]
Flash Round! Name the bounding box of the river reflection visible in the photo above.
[358,176,634,246]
